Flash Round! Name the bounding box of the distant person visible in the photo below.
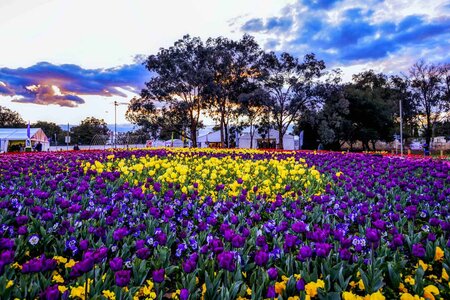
[423,143,430,156]
[35,142,42,152]
[73,144,80,151]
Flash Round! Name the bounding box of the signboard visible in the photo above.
[65,136,71,144]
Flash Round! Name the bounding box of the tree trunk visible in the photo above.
[249,125,254,149]
[425,115,432,146]
[224,122,229,148]
[191,125,197,148]
[278,128,283,150]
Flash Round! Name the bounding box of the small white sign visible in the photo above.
[65,136,71,143]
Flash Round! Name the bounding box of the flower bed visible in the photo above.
[0,148,449,300]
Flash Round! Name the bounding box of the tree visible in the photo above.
[205,35,262,147]
[137,35,213,147]
[0,106,26,127]
[409,61,448,147]
[70,117,109,145]
[294,70,350,150]
[238,88,270,148]
[126,96,197,142]
[389,75,418,143]
[313,70,350,150]
[259,52,325,149]
[32,121,64,145]
[344,71,397,150]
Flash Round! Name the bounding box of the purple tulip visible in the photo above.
[296,278,306,291]
[412,243,426,258]
[1,250,15,264]
[297,245,312,261]
[0,238,14,249]
[182,259,196,273]
[339,248,352,261]
[72,258,94,274]
[316,243,332,257]
[217,251,235,272]
[93,247,108,263]
[135,239,146,249]
[136,248,151,260]
[153,182,161,192]
[266,285,276,298]
[152,268,165,283]
[155,232,167,245]
[292,221,308,233]
[109,257,123,271]
[267,267,278,280]
[231,235,245,248]
[115,270,131,287]
[180,288,190,300]
[15,215,28,225]
[366,228,380,244]
[79,240,89,251]
[42,284,59,300]
[113,227,129,241]
[254,250,269,266]
[283,234,298,252]
[210,238,224,254]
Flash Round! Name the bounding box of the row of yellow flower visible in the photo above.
[83,148,326,201]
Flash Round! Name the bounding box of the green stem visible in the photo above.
[370,244,374,293]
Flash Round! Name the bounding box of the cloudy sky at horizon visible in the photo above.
[0,0,449,125]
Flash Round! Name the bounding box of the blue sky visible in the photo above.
[0,0,449,124]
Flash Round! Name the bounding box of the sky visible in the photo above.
[0,0,449,125]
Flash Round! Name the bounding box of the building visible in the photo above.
[238,128,298,150]
[197,127,299,150]
[197,131,223,148]
[0,128,49,152]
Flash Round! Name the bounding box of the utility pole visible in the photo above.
[66,123,70,151]
[399,98,403,156]
[114,100,117,149]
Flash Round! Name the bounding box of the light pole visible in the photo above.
[399,98,403,156]
[114,100,117,149]
[111,100,128,149]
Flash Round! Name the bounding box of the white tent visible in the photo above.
[0,128,49,152]
[165,139,184,148]
[197,131,223,148]
[238,128,298,150]
[197,127,298,150]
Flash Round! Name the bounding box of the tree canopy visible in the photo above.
[70,117,109,145]
[125,34,449,151]
[0,106,26,128]
[137,35,212,147]
[258,52,325,149]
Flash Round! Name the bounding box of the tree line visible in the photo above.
[1,35,449,150]
[126,35,450,150]
[0,110,109,146]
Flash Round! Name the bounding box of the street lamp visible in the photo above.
[112,100,129,149]
[399,98,403,156]
[114,100,117,148]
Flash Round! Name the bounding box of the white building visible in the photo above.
[238,128,298,150]
[197,127,299,150]
[197,131,223,148]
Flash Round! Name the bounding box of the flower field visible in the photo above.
[0,149,449,300]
